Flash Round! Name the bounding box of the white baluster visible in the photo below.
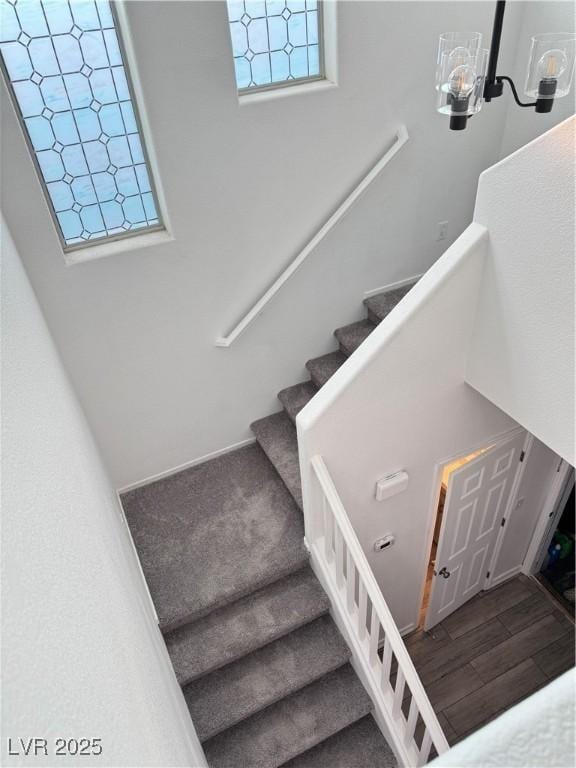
[405,695,419,747]
[369,606,380,666]
[346,549,355,612]
[357,580,368,640]
[393,667,406,719]
[334,525,344,589]
[323,496,334,562]
[419,729,433,766]
[380,637,393,693]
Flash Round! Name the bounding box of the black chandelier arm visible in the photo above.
[497,76,538,108]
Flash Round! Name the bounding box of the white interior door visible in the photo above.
[424,431,526,630]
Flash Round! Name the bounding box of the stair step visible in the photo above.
[185,614,351,741]
[121,444,307,633]
[251,411,302,509]
[278,380,318,423]
[305,350,347,388]
[203,664,373,768]
[363,282,416,325]
[166,567,330,686]
[334,319,376,356]
[281,715,398,768]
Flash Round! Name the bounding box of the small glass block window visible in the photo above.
[0,0,162,250]
[227,1,323,91]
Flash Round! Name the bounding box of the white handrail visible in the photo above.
[309,454,449,767]
[215,125,410,347]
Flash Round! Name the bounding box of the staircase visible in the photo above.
[121,282,415,768]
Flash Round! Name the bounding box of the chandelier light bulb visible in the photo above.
[448,64,477,98]
[537,48,568,80]
[448,46,473,68]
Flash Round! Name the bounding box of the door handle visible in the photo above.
[437,567,451,579]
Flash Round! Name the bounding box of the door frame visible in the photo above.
[418,426,531,627]
[523,460,574,575]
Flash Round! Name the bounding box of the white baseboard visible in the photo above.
[399,622,417,637]
[118,438,257,493]
[489,565,523,589]
[363,272,424,300]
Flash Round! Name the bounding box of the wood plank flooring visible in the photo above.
[405,575,575,744]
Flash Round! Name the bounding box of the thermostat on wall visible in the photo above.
[375,470,409,501]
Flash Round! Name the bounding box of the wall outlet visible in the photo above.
[437,221,449,241]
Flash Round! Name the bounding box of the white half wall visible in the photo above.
[298,223,518,632]
[467,117,575,467]
[0,0,525,488]
[1,219,205,767]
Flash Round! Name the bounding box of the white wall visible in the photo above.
[467,116,575,466]
[499,0,576,159]
[298,223,519,633]
[0,1,524,488]
[1,219,205,767]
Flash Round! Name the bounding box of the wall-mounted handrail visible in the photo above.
[308,454,449,767]
[215,125,409,348]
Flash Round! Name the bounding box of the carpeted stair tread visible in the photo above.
[121,443,307,632]
[281,715,398,768]
[334,319,376,356]
[184,614,351,741]
[363,283,416,324]
[165,567,330,686]
[251,411,302,509]
[202,664,373,768]
[305,350,347,388]
[278,381,318,423]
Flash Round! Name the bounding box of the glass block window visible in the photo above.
[0,0,162,250]
[227,1,323,91]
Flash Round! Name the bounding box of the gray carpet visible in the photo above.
[281,715,398,768]
[184,614,350,741]
[122,444,307,632]
[202,665,373,768]
[251,412,302,509]
[122,282,416,767]
[165,567,329,686]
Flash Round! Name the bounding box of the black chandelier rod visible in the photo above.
[484,0,506,101]
[482,1,538,108]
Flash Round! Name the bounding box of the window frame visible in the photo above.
[0,0,167,256]
[229,1,327,96]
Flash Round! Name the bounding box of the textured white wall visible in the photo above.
[430,669,575,767]
[467,117,575,466]
[298,224,519,633]
[0,1,524,488]
[499,0,576,159]
[1,219,204,767]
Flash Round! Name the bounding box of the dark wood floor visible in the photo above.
[405,574,575,745]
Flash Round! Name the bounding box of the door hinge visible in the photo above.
[501,517,506,527]
[486,571,491,578]
[519,450,525,462]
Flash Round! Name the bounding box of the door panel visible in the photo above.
[425,432,526,630]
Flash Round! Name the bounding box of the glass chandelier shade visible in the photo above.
[524,33,576,100]
[436,33,489,118]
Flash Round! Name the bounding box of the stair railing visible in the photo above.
[215,125,409,348]
[306,454,450,767]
